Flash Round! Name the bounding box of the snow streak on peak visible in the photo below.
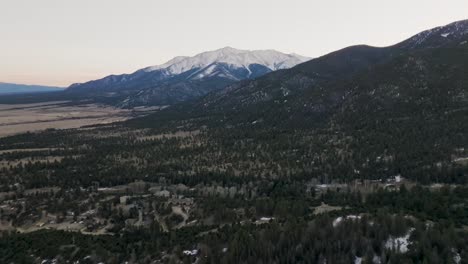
[142,47,310,75]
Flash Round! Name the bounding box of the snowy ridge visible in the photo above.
[142,47,310,75]
[67,47,310,107]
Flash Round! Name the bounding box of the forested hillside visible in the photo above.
[0,20,467,264]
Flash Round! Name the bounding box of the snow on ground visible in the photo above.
[453,249,461,264]
[183,249,198,256]
[384,228,415,253]
[373,255,382,264]
[332,215,361,227]
[332,217,344,227]
[255,217,275,224]
[354,256,362,264]
[354,255,383,264]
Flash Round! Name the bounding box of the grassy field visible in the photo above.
[0,101,150,137]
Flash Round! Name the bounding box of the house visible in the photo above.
[155,190,170,198]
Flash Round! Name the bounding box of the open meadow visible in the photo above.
[0,101,155,137]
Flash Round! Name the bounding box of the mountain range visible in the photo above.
[146,19,468,128]
[195,20,468,117]
[0,82,63,95]
[65,47,309,107]
[129,19,468,184]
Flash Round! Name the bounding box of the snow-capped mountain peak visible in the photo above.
[67,47,310,107]
[142,47,310,75]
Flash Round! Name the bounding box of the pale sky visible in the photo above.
[0,0,467,87]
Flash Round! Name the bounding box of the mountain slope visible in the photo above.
[129,20,468,184]
[211,19,467,112]
[330,42,468,182]
[143,19,468,128]
[66,47,309,107]
[0,83,63,95]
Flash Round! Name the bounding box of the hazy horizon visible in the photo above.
[1,0,467,87]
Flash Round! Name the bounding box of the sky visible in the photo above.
[1,0,467,87]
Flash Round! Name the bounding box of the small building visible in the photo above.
[155,190,170,198]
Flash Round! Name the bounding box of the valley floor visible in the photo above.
[0,101,156,137]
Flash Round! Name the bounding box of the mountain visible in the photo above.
[66,47,310,107]
[130,20,468,184]
[399,19,468,49]
[0,82,63,95]
[149,20,468,128]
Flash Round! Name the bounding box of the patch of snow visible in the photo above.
[244,65,252,76]
[372,255,382,264]
[188,64,219,80]
[183,249,198,256]
[453,249,461,264]
[255,217,275,224]
[454,157,468,163]
[280,87,290,96]
[355,256,362,264]
[384,228,415,253]
[441,33,451,37]
[333,215,361,227]
[395,175,402,183]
